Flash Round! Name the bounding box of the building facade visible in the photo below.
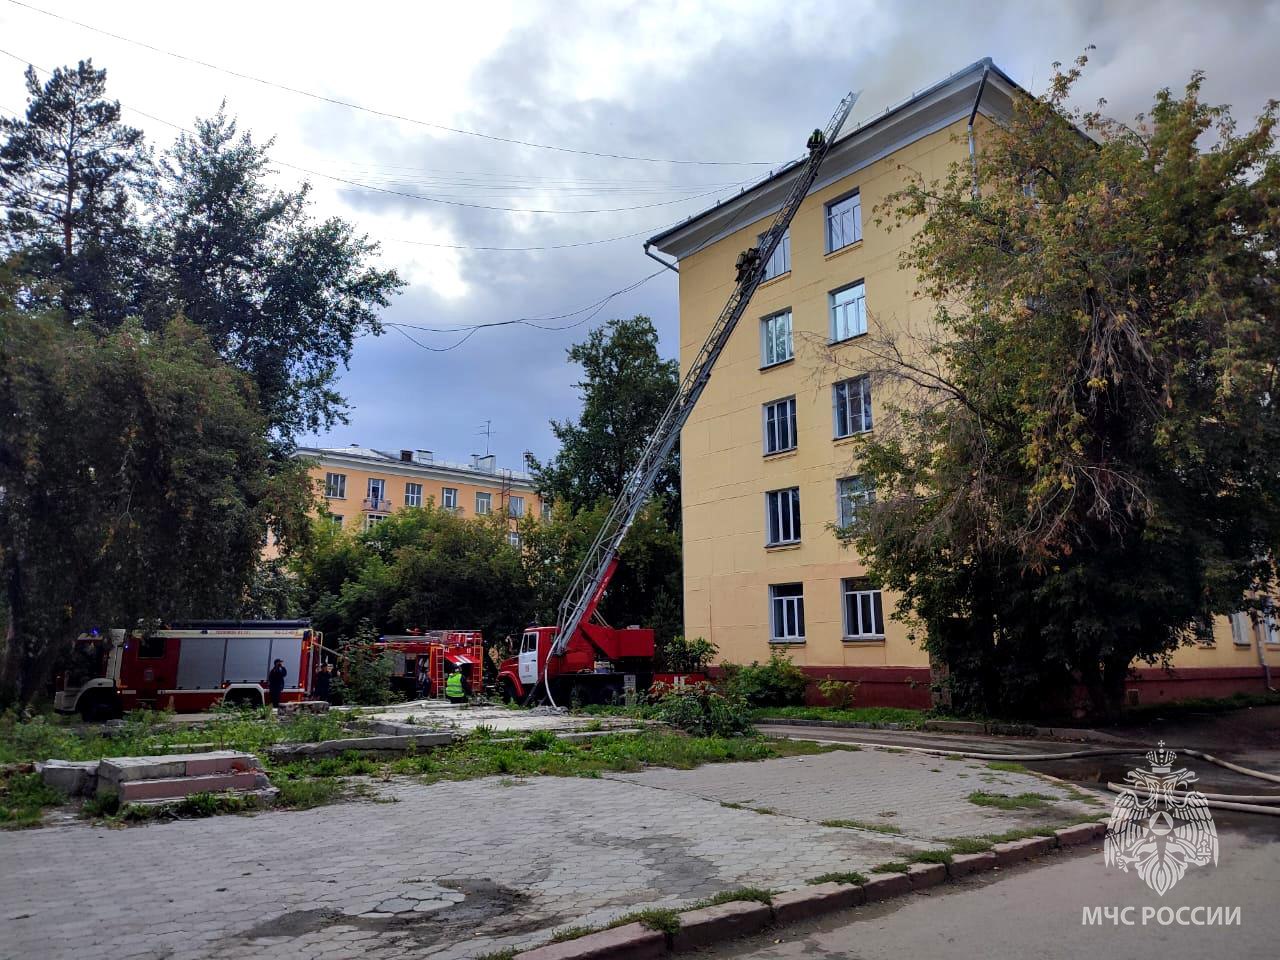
[296,446,546,541]
[649,59,1279,707]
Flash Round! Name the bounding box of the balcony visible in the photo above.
[363,498,392,513]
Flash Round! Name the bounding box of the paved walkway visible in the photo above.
[0,748,1098,960]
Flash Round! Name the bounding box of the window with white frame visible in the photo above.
[833,375,873,438]
[442,487,458,510]
[508,495,525,518]
[364,514,386,531]
[837,475,874,528]
[769,583,805,642]
[508,530,521,548]
[830,281,867,342]
[825,192,862,252]
[475,491,492,515]
[765,487,801,546]
[761,228,791,281]
[541,500,553,521]
[324,472,346,499]
[842,579,885,640]
[367,477,386,501]
[1192,616,1216,647]
[327,514,343,529]
[1230,612,1253,646]
[760,310,794,367]
[763,397,797,455]
[404,482,423,507]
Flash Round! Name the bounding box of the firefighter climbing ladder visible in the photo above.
[550,88,860,659]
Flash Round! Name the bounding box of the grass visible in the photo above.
[546,907,683,946]
[275,778,343,809]
[966,791,1053,810]
[748,706,926,728]
[986,761,1029,774]
[476,951,519,960]
[694,887,775,907]
[0,707,349,765]
[808,871,868,886]
[0,771,63,828]
[820,818,903,835]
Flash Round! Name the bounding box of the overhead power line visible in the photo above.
[5,0,777,167]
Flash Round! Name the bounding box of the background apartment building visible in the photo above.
[297,445,547,543]
[649,59,1278,707]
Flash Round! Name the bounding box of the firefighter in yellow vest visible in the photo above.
[445,664,467,704]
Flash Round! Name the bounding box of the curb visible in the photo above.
[754,716,1143,745]
[513,822,1109,960]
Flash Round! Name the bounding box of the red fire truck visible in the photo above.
[374,631,484,698]
[53,621,319,720]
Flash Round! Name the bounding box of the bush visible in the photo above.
[657,635,717,673]
[648,682,753,737]
[722,650,808,707]
[817,676,859,710]
[331,620,395,705]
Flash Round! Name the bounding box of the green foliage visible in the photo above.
[807,871,868,886]
[296,505,529,645]
[81,790,120,820]
[841,54,1280,719]
[240,558,304,619]
[966,791,1053,810]
[330,620,394,706]
[816,677,859,710]
[722,650,809,707]
[530,315,680,512]
[0,771,63,828]
[0,310,294,703]
[647,682,753,737]
[747,705,924,727]
[820,818,902,835]
[522,730,558,751]
[694,887,774,908]
[986,761,1029,774]
[657,635,716,673]
[274,778,342,810]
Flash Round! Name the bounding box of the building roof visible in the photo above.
[647,57,1026,260]
[297,445,537,488]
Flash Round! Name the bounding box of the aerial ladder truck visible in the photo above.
[495,89,859,706]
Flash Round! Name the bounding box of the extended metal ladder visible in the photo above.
[550,89,860,658]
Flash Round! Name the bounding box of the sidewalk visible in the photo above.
[0,747,1100,960]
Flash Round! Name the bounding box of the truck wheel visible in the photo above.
[79,693,121,722]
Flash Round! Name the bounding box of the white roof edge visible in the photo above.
[295,447,539,491]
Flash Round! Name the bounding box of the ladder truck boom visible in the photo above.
[549,89,860,659]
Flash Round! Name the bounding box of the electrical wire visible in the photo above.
[5,0,778,167]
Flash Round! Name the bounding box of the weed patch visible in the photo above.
[808,871,867,886]
[967,791,1052,810]
[986,760,1029,774]
[0,771,63,828]
[820,818,902,835]
[749,706,925,727]
[694,887,774,907]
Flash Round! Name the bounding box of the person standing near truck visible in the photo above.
[445,665,466,704]
[267,659,288,708]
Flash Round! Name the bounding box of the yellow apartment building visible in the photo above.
[296,445,547,542]
[648,59,1279,708]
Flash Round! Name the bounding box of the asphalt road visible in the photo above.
[696,825,1279,960]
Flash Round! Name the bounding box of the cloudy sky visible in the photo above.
[3,0,1278,470]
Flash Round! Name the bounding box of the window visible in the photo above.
[138,635,166,659]
[327,514,343,530]
[761,228,791,281]
[763,397,797,455]
[826,192,862,252]
[837,476,874,528]
[541,501,553,521]
[404,482,423,507]
[765,487,801,546]
[508,531,521,548]
[830,281,867,342]
[1192,616,1216,648]
[842,579,885,640]
[442,487,458,510]
[509,495,525,518]
[324,472,346,499]
[760,310,793,367]
[769,584,805,642]
[367,477,386,500]
[1230,612,1252,646]
[833,375,873,438]
[364,514,386,531]
[475,491,492,515]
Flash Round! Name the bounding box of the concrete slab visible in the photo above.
[36,760,99,797]
[353,700,645,735]
[118,771,262,803]
[98,751,257,788]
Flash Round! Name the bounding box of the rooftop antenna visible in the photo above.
[477,419,494,456]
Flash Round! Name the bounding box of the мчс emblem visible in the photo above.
[1104,741,1218,896]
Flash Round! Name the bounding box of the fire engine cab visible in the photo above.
[54,620,318,720]
[374,631,484,698]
